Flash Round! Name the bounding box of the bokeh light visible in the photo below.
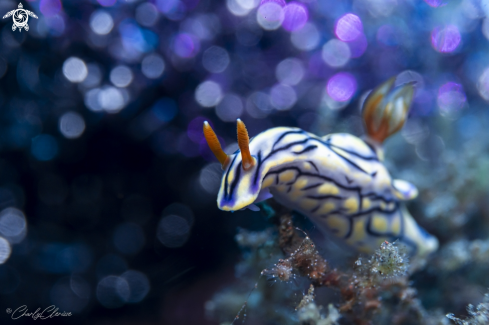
[202,46,230,73]
[173,33,200,58]
[216,94,244,122]
[98,86,127,113]
[275,58,304,85]
[157,215,191,248]
[257,2,284,30]
[0,237,11,265]
[135,3,159,27]
[89,10,114,35]
[437,82,466,118]
[227,0,252,16]
[199,163,222,194]
[63,57,88,83]
[195,81,223,107]
[31,135,58,161]
[424,0,445,8]
[40,0,62,17]
[326,72,357,102]
[121,270,150,303]
[282,2,308,32]
[110,66,134,88]
[335,13,363,42]
[97,0,116,7]
[347,34,368,58]
[270,84,297,110]
[290,22,320,51]
[59,112,86,139]
[477,67,489,100]
[96,275,130,308]
[0,208,27,244]
[246,92,273,118]
[322,39,351,68]
[431,25,461,53]
[141,54,165,79]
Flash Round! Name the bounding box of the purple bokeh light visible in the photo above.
[347,34,368,58]
[423,0,445,7]
[431,25,461,53]
[173,33,200,58]
[261,0,286,6]
[282,2,308,32]
[40,0,62,17]
[327,72,357,102]
[97,0,116,7]
[335,13,363,42]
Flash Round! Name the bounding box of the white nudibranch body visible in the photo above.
[203,77,439,257]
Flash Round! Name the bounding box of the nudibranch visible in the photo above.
[203,78,438,257]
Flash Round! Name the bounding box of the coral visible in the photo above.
[235,227,273,250]
[355,241,409,281]
[296,285,340,325]
[446,293,489,325]
[436,239,489,272]
[205,203,451,325]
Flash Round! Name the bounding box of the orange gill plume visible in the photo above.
[362,77,415,144]
[236,119,255,171]
[203,121,230,169]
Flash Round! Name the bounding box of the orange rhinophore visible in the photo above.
[362,78,415,144]
[236,119,255,170]
[203,121,230,168]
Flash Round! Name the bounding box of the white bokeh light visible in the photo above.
[257,3,284,31]
[98,86,126,113]
[89,10,114,35]
[322,39,351,68]
[195,81,223,107]
[215,93,243,122]
[202,46,230,73]
[270,84,297,111]
[82,64,102,88]
[59,112,86,139]
[85,88,103,112]
[0,207,27,244]
[478,67,489,100]
[291,22,320,51]
[110,66,134,88]
[246,91,273,118]
[226,0,252,16]
[276,58,304,86]
[237,0,259,10]
[63,57,88,83]
[199,163,222,194]
[141,54,165,79]
[135,2,159,27]
[0,237,11,264]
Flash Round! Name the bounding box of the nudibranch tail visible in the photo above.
[362,77,415,144]
[236,119,255,171]
[203,121,230,168]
